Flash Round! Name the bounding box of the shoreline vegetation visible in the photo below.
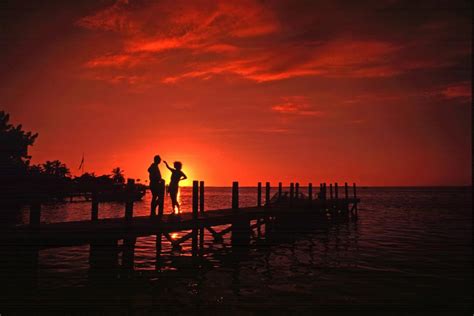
[0,110,146,208]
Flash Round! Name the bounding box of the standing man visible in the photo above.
[148,155,164,217]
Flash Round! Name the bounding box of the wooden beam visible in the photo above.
[232,181,239,210]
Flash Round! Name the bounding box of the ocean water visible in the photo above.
[1,187,472,313]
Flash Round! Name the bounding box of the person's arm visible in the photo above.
[180,172,187,181]
[163,161,174,172]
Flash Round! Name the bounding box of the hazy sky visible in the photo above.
[1,0,471,186]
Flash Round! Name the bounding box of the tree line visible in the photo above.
[0,110,135,206]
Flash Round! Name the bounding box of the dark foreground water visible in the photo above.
[0,187,472,314]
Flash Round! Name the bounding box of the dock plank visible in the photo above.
[1,198,359,249]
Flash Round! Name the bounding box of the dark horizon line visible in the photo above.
[175,185,472,188]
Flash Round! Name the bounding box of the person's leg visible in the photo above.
[176,198,181,213]
[175,188,181,213]
[157,182,165,217]
[170,190,179,213]
[169,193,174,214]
[150,192,157,216]
[170,190,178,214]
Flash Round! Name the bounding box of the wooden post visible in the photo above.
[278,182,282,200]
[122,236,136,271]
[335,182,339,200]
[345,182,348,199]
[353,182,358,218]
[265,182,270,206]
[199,181,205,214]
[199,227,204,254]
[158,181,165,217]
[191,180,199,256]
[290,183,294,204]
[308,183,313,203]
[29,201,41,226]
[155,232,162,270]
[232,181,239,211]
[125,179,135,221]
[192,228,198,257]
[257,182,262,207]
[91,189,99,221]
[323,183,327,200]
[329,183,333,199]
[192,180,199,220]
[295,182,299,200]
[89,239,119,284]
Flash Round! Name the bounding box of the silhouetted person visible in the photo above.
[164,161,187,214]
[148,155,164,217]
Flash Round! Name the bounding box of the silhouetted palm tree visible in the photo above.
[42,160,70,178]
[111,167,125,184]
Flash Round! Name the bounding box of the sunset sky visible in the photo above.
[1,0,471,186]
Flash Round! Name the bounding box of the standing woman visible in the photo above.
[164,161,187,214]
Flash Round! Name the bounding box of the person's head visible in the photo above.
[154,155,161,164]
[174,161,182,170]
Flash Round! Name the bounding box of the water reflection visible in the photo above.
[1,187,472,313]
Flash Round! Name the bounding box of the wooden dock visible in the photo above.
[0,180,360,301]
[2,181,360,251]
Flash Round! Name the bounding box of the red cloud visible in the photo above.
[271,97,323,117]
[441,82,472,100]
[77,0,471,86]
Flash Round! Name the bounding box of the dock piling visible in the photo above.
[232,181,239,210]
[91,189,99,221]
[122,236,136,271]
[329,183,333,200]
[354,183,358,217]
[278,182,282,200]
[308,183,313,204]
[125,179,135,221]
[335,182,339,201]
[257,182,262,207]
[290,183,294,205]
[295,182,300,199]
[192,181,199,257]
[345,182,348,199]
[265,182,270,206]
[29,201,41,226]
[158,182,165,217]
[199,181,205,214]
[192,181,199,220]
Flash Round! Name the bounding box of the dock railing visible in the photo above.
[28,180,360,226]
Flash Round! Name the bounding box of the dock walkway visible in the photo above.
[2,181,360,250]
